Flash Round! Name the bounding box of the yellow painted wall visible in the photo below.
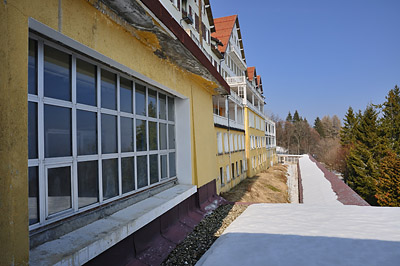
[214,127,246,194]
[244,108,268,177]
[0,0,219,263]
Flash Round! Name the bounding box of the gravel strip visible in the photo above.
[162,204,247,266]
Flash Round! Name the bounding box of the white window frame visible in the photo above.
[28,34,177,230]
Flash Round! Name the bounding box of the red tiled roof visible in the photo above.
[257,75,263,92]
[211,15,237,53]
[247,66,256,81]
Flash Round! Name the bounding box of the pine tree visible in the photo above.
[293,110,301,123]
[345,105,380,205]
[353,105,379,152]
[340,107,357,145]
[375,151,400,206]
[380,85,400,154]
[346,143,379,205]
[286,112,293,123]
[314,117,325,138]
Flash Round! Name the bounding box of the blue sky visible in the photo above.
[211,0,400,124]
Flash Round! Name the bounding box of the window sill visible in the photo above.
[29,184,197,266]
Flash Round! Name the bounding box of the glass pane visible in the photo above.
[122,157,135,194]
[44,105,71,158]
[149,121,157,151]
[136,119,147,152]
[44,45,71,101]
[102,159,118,200]
[28,167,39,225]
[159,94,166,119]
[148,89,157,118]
[28,102,38,159]
[135,83,146,116]
[137,155,148,189]
[48,166,71,215]
[168,124,175,149]
[159,123,167,150]
[169,152,176,177]
[121,117,134,152]
[101,114,117,154]
[77,59,96,106]
[78,161,98,208]
[160,155,167,179]
[77,110,97,155]
[150,154,158,184]
[28,39,37,95]
[101,69,116,110]
[168,97,175,121]
[120,78,133,113]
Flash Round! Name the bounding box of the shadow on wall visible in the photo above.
[197,233,400,266]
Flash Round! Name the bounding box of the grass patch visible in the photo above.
[266,184,281,192]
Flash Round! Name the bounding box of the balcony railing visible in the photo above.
[226,76,246,86]
[213,114,245,131]
[246,100,266,119]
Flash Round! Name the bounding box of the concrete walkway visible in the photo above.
[197,156,399,265]
[196,204,400,266]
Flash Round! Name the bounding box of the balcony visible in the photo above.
[227,45,247,70]
[226,76,246,86]
[213,114,245,131]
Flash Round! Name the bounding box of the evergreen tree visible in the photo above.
[340,107,357,145]
[314,117,325,138]
[375,151,400,206]
[293,110,301,123]
[346,143,379,205]
[380,85,400,154]
[286,112,293,123]
[353,105,379,152]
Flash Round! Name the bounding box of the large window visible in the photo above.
[28,36,176,228]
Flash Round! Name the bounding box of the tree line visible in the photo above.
[274,85,400,206]
[340,85,400,206]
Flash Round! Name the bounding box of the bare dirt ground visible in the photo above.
[162,164,289,265]
[222,164,289,203]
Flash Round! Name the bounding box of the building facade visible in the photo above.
[0,0,277,264]
[1,0,229,265]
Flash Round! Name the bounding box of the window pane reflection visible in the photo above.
[78,161,98,208]
[121,117,134,152]
[122,157,135,194]
[169,152,176,177]
[77,59,96,106]
[168,124,175,149]
[28,102,38,159]
[44,45,71,101]
[120,78,133,113]
[148,89,157,118]
[168,97,174,121]
[137,156,148,189]
[44,105,71,157]
[102,159,118,200]
[29,167,39,225]
[77,110,97,155]
[149,121,157,151]
[101,70,116,110]
[160,155,167,179]
[159,123,167,150]
[159,94,166,120]
[28,39,37,95]
[136,119,147,152]
[135,83,146,116]
[48,166,71,215]
[101,114,117,154]
[150,154,158,184]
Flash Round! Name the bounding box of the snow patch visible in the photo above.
[299,155,342,205]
